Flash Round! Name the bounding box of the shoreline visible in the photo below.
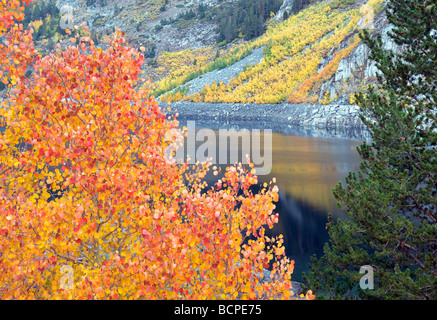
[162,101,371,141]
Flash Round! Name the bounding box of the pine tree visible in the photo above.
[217,0,283,43]
[49,0,58,18]
[40,0,47,18]
[32,2,41,20]
[303,0,437,300]
[291,0,299,14]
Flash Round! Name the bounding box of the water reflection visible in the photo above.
[177,119,363,282]
[265,134,362,216]
[261,133,362,281]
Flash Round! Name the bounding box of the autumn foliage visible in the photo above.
[0,0,38,87]
[0,0,312,300]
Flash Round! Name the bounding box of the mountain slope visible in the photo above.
[6,0,393,105]
[152,0,388,104]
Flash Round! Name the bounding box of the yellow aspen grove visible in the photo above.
[0,1,313,300]
[159,0,384,104]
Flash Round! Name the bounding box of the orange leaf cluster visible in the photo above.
[0,5,313,300]
[0,0,38,88]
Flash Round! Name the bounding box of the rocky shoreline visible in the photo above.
[162,100,371,141]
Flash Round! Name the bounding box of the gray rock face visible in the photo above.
[274,0,295,21]
[54,0,237,53]
[335,24,400,81]
[319,20,402,101]
[335,44,368,82]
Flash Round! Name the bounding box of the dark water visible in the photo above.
[258,133,363,282]
[176,118,365,282]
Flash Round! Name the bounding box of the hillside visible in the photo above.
[153,0,389,104]
[4,0,394,105]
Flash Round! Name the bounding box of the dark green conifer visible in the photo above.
[303,0,437,300]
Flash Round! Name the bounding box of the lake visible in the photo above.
[1,111,365,283]
[176,118,366,282]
